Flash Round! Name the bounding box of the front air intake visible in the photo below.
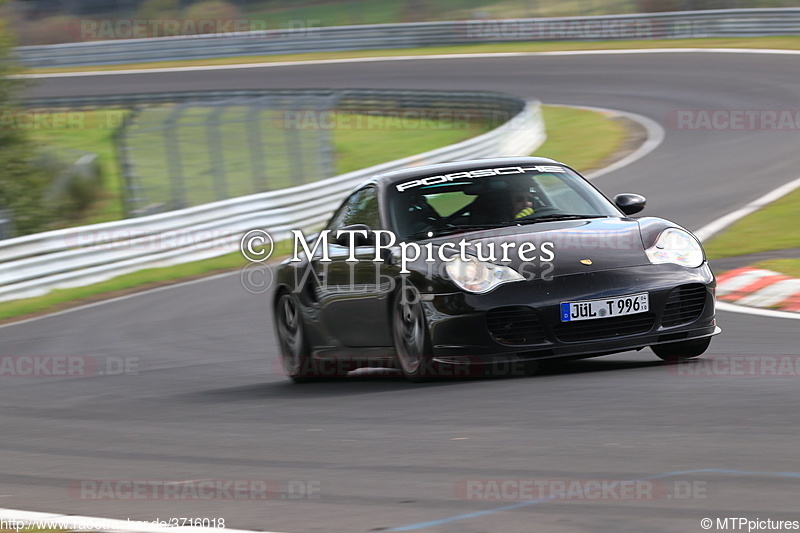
[662,284,707,327]
[487,307,547,346]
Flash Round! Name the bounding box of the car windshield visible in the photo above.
[388,164,621,240]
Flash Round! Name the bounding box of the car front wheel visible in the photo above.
[392,284,434,382]
[275,292,318,382]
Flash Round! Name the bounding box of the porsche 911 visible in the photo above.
[272,157,720,382]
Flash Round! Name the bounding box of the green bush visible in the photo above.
[184,1,242,34]
[0,12,61,235]
[19,15,82,45]
[136,0,181,37]
[38,150,104,220]
[635,0,681,12]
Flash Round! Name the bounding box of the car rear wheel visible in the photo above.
[276,292,318,382]
[392,284,433,382]
[652,337,711,362]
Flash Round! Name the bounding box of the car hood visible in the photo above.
[429,217,650,277]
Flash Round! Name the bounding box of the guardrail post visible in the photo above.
[246,104,268,192]
[164,104,187,211]
[0,208,14,240]
[206,105,229,201]
[284,101,306,184]
[114,108,140,217]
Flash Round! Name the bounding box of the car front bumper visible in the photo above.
[424,263,719,364]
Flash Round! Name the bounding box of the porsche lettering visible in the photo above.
[395,166,565,192]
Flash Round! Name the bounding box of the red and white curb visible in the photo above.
[716,267,800,313]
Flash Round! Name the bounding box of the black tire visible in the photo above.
[652,337,711,362]
[392,284,434,382]
[275,292,318,383]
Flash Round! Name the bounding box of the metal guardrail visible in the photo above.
[23,89,528,217]
[0,91,544,303]
[14,8,800,68]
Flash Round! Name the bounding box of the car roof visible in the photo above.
[361,156,567,191]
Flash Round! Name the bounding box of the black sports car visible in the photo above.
[272,157,720,382]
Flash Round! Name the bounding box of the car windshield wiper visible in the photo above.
[515,214,610,223]
[406,223,516,240]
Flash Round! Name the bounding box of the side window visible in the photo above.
[346,187,380,229]
[326,187,380,231]
[325,196,352,232]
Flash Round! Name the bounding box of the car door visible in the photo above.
[319,186,393,347]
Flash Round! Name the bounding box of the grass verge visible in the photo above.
[0,104,629,322]
[334,113,492,174]
[752,259,800,279]
[533,106,628,173]
[25,37,800,75]
[703,185,800,273]
[33,110,490,226]
[31,109,129,226]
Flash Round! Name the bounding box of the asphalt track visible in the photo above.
[3,51,800,532]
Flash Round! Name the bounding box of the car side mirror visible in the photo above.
[614,193,646,216]
[335,224,373,247]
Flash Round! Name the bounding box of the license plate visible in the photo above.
[560,293,649,322]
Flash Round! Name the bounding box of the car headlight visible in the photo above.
[645,228,704,268]
[445,256,524,293]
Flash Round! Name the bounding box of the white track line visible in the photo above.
[0,508,286,533]
[694,175,800,242]
[692,174,800,321]
[554,105,665,180]
[716,300,800,320]
[16,48,800,79]
[0,270,238,330]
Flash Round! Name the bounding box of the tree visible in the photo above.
[0,8,56,236]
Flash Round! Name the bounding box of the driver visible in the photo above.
[467,178,537,224]
[507,179,536,219]
[510,187,535,219]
